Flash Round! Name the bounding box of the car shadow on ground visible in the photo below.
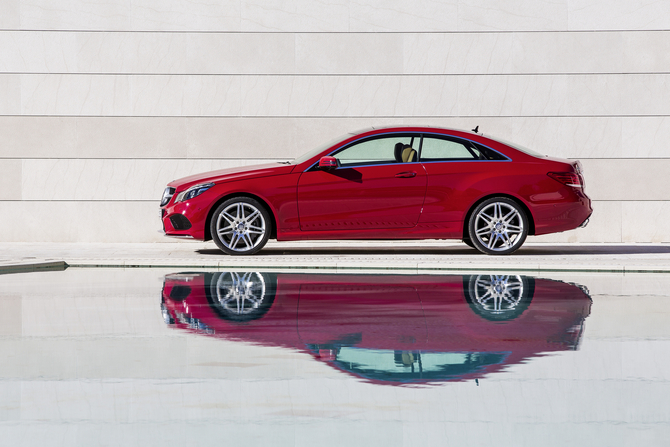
[195,244,670,257]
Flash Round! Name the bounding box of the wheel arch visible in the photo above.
[204,192,278,241]
[462,193,536,239]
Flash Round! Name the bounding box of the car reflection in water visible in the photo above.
[161,272,591,386]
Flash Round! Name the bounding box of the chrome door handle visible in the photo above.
[395,171,417,178]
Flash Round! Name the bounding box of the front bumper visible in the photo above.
[160,196,210,240]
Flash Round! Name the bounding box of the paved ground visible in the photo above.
[2,240,670,274]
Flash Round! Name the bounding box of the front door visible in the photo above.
[297,134,427,231]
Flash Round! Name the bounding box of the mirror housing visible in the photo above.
[318,156,339,170]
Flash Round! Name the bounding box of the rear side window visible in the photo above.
[420,136,507,161]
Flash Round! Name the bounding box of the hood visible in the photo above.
[167,163,295,189]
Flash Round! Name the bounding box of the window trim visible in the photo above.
[418,132,511,163]
[305,131,420,171]
[304,131,510,172]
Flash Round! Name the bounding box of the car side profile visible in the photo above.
[160,126,592,255]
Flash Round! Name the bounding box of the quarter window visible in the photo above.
[420,137,477,161]
[420,136,507,161]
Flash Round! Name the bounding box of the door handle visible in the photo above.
[395,171,417,178]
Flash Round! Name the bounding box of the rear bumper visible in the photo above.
[532,192,592,236]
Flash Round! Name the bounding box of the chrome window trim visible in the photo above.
[303,130,511,172]
[420,159,512,164]
[304,131,416,172]
[419,131,512,162]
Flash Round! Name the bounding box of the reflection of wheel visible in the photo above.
[468,197,528,255]
[463,274,534,321]
[206,272,276,322]
[210,197,271,255]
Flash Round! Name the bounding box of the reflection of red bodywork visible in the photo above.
[161,272,591,386]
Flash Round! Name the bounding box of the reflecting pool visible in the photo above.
[161,272,591,385]
[1,268,669,446]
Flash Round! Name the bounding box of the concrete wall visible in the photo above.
[1,1,669,243]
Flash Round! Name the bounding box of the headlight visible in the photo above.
[174,183,215,203]
[160,187,175,207]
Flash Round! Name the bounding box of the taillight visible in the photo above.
[547,172,582,188]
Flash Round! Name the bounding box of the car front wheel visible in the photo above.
[210,197,271,255]
[468,197,528,255]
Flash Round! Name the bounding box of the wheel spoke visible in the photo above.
[245,209,260,223]
[222,211,236,224]
[476,227,491,237]
[487,233,498,249]
[502,208,518,223]
[501,232,512,247]
[230,234,241,250]
[242,233,253,250]
[478,212,494,225]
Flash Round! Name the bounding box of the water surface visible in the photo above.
[1,268,668,446]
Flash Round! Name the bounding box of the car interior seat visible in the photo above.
[394,143,417,162]
[394,142,405,162]
[401,146,416,162]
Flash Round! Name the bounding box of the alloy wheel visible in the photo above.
[469,198,528,255]
[212,198,270,255]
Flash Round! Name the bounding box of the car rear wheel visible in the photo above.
[468,197,528,255]
[463,274,534,321]
[210,197,271,255]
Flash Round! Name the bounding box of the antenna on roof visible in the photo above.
[472,125,479,134]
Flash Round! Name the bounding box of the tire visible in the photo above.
[206,271,277,322]
[468,197,528,255]
[462,237,476,249]
[463,274,535,321]
[210,197,271,255]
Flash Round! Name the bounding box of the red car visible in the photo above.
[161,272,592,386]
[160,126,592,255]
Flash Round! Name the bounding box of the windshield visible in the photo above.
[291,131,362,165]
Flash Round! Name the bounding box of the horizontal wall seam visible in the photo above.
[4,73,670,77]
[3,115,670,119]
[0,116,668,120]
[2,29,670,34]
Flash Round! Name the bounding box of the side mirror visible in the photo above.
[318,156,339,170]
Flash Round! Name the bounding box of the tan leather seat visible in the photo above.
[401,147,416,162]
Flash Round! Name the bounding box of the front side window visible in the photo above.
[334,134,418,168]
